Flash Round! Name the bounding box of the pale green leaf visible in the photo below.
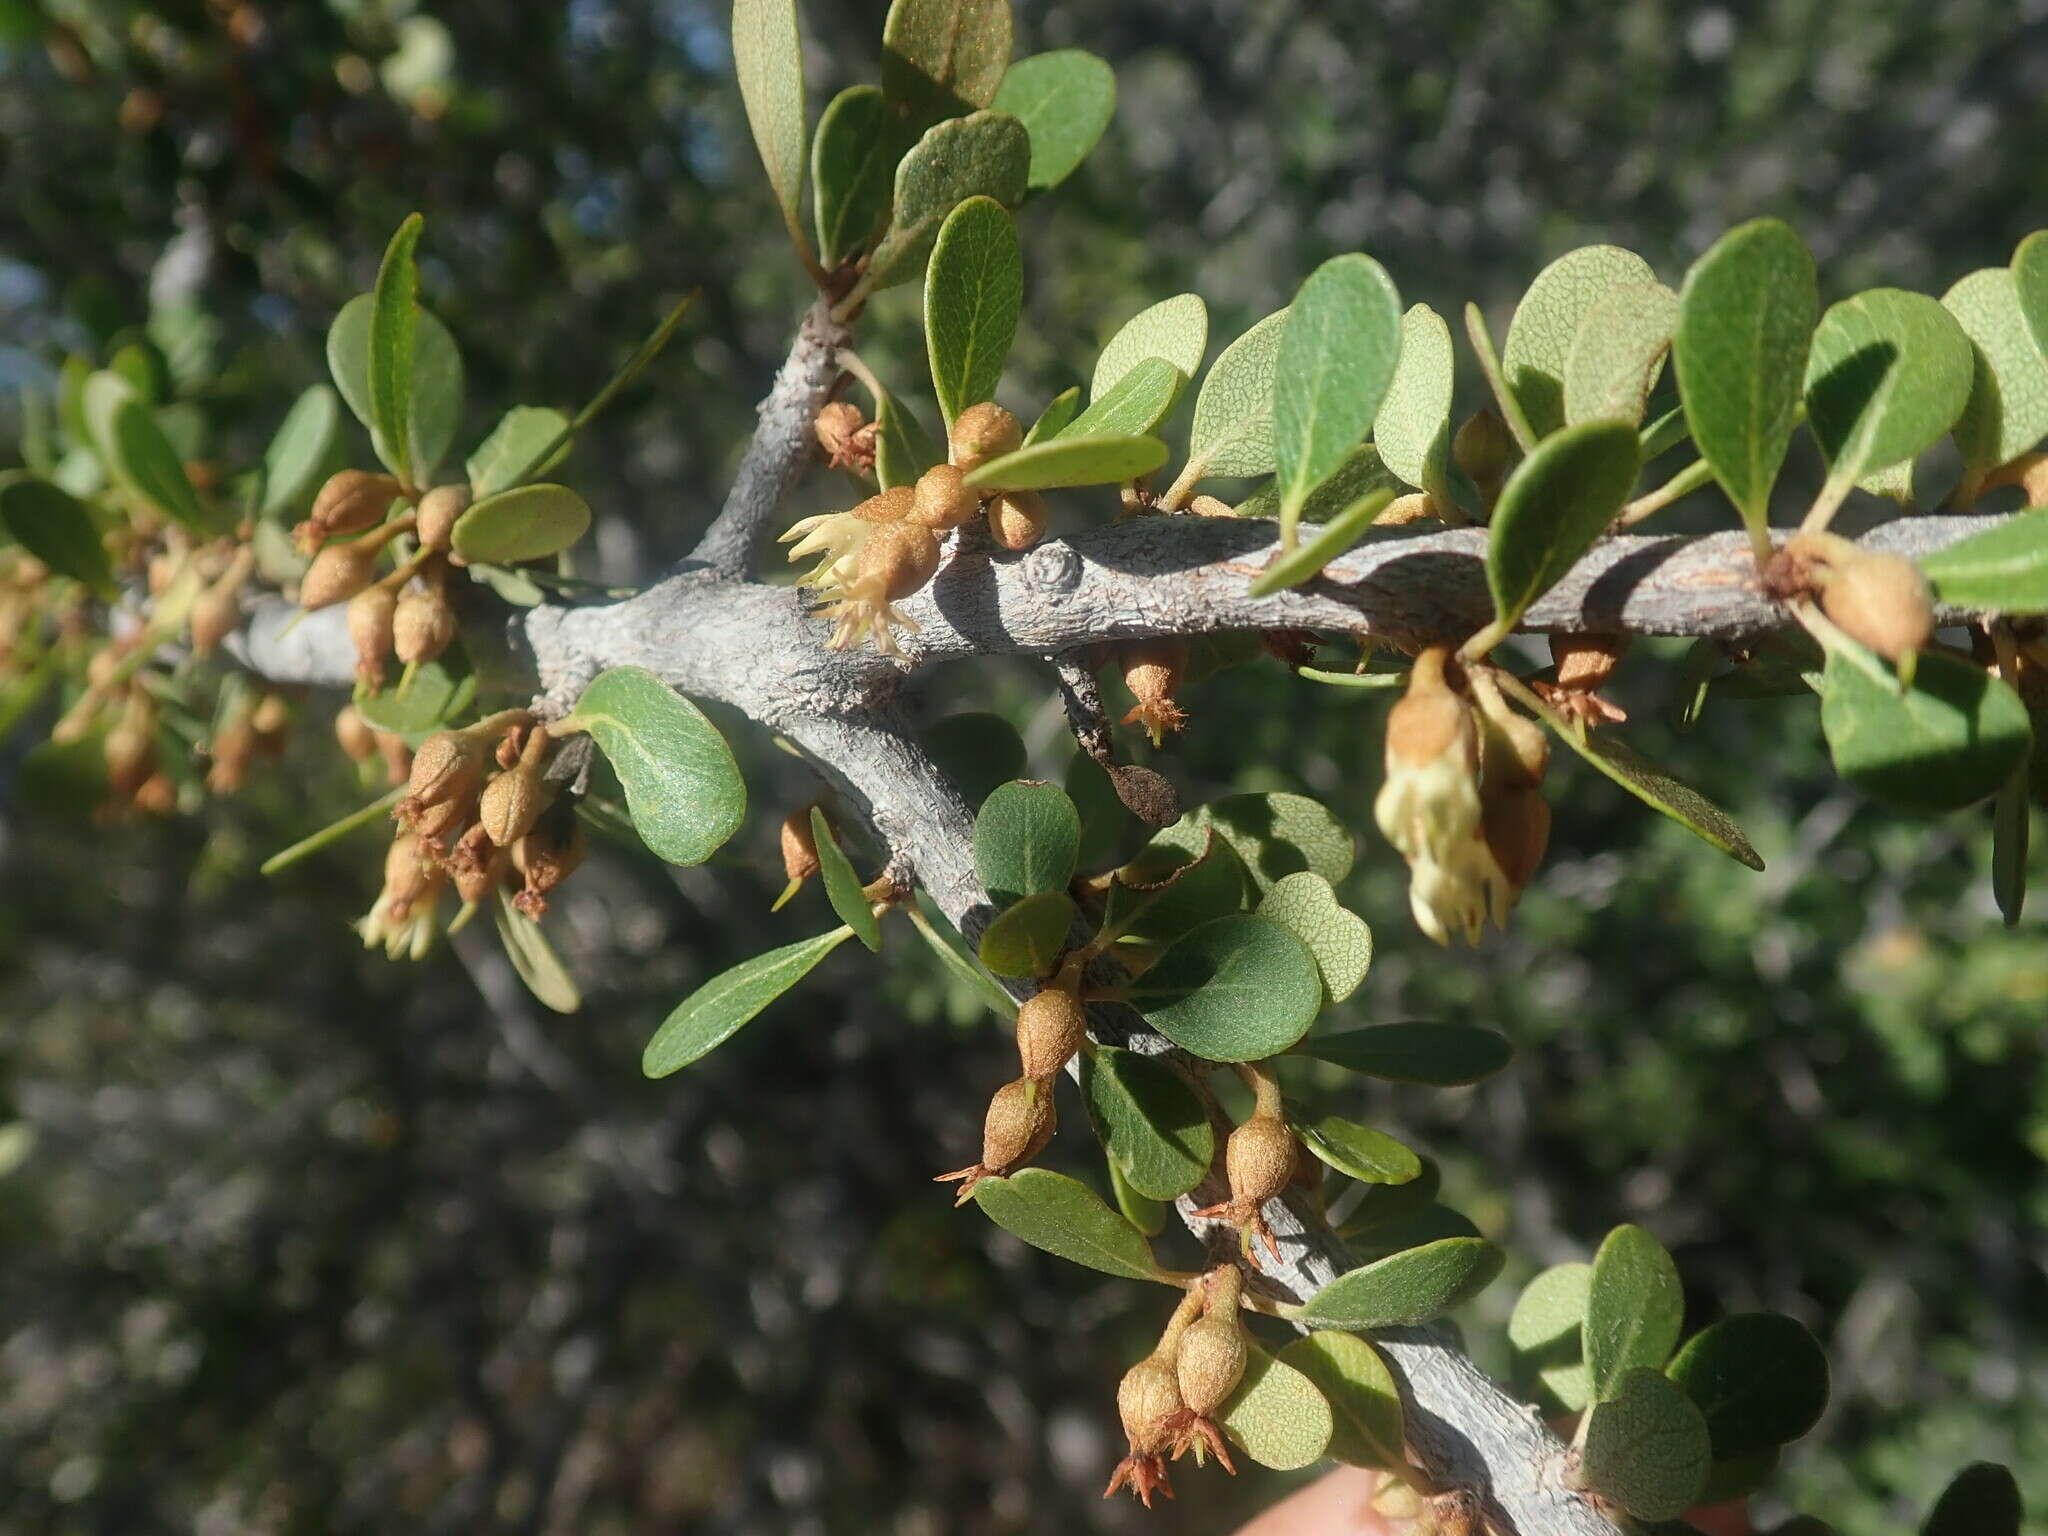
[1485,418,1639,629]
[81,371,209,532]
[1245,487,1394,597]
[1374,303,1455,494]
[960,432,1166,491]
[731,0,808,252]
[971,1166,1163,1280]
[368,214,423,481]
[1294,1237,1505,1329]
[1505,245,1657,438]
[991,49,1115,192]
[925,196,1021,426]
[353,655,475,740]
[467,406,571,498]
[450,483,592,565]
[1585,1224,1685,1399]
[1298,1117,1420,1186]
[866,110,1031,291]
[1509,1262,1594,1415]
[1023,385,1081,445]
[260,384,342,517]
[1186,307,1289,481]
[1218,1343,1335,1472]
[977,889,1074,977]
[2014,230,2048,365]
[1564,281,1678,428]
[493,888,582,1015]
[573,666,747,866]
[1278,1332,1406,1470]
[1944,267,2048,474]
[1057,356,1185,440]
[1273,255,1403,546]
[1819,641,2033,813]
[881,0,1011,123]
[1091,293,1207,402]
[1255,871,1371,1003]
[1234,442,1403,524]
[811,85,899,269]
[1918,508,2048,612]
[643,927,855,1075]
[1803,288,1973,491]
[328,294,465,480]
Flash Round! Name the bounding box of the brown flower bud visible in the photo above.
[512,809,586,918]
[478,730,551,848]
[393,577,456,666]
[251,693,289,737]
[1120,638,1189,746]
[856,520,941,603]
[815,401,877,472]
[1820,551,1935,662]
[910,464,979,531]
[382,831,436,919]
[935,1077,1055,1205]
[1225,1112,1295,1212]
[300,537,385,611]
[851,486,916,524]
[207,715,256,795]
[451,836,508,906]
[298,470,400,553]
[1116,1355,1185,1464]
[103,720,155,799]
[1187,494,1236,518]
[334,704,378,763]
[189,547,254,658]
[781,811,822,883]
[987,489,1048,551]
[948,402,1022,473]
[347,582,398,687]
[131,771,177,817]
[376,730,413,786]
[1016,985,1087,1079]
[415,484,471,553]
[400,728,488,830]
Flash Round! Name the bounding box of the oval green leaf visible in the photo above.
[812,85,899,269]
[1078,1045,1214,1201]
[977,888,1074,977]
[872,377,943,491]
[1374,303,1455,495]
[260,384,342,517]
[991,49,1115,192]
[1106,1155,1167,1236]
[732,0,808,253]
[1585,1223,1685,1399]
[574,666,747,866]
[81,371,209,532]
[492,887,581,1015]
[971,1166,1162,1280]
[1245,487,1395,597]
[1803,288,1973,490]
[926,196,1022,426]
[1508,1261,1594,1416]
[973,779,1082,905]
[1674,218,1817,536]
[1819,642,2033,814]
[1922,1463,2023,1536]
[1564,281,1678,428]
[327,293,465,480]
[1272,254,1403,546]
[643,927,855,1076]
[1091,292,1208,402]
[1294,1236,1505,1329]
[368,213,423,481]
[1294,1022,1513,1086]
[1505,245,1658,439]
[1126,913,1322,1062]
[0,474,114,597]
[1256,871,1371,1003]
[1573,1366,1711,1523]
[810,806,880,952]
[1485,418,1640,630]
[881,0,1011,122]
[1192,790,1355,895]
[866,110,1030,291]
[960,432,1167,492]
[1278,1331,1406,1471]
[1943,267,2048,475]
[354,654,476,741]
[1218,1343,1335,1472]
[450,483,592,565]
[1298,1117,1421,1187]
[1666,1313,1830,1459]
[1919,508,2048,612]
[467,405,571,499]
[1187,307,1289,482]
[1057,356,1186,440]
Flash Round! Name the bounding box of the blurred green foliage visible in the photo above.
[1,0,2045,1531]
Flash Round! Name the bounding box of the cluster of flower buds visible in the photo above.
[1771,530,1936,664]
[1375,649,1552,945]
[1192,1065,1297,1268]
[935,973,1087,1204]
[362,711,587,958]
[1105,1267,1251,1506]
[1119,637,1189,746]
[297,471,471,687]
[783,402,1048,655]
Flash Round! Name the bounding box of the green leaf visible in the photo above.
[367,214,424,481]
[810,806,880,952]
[1091,292,1207,403]
[1508,1262,1594,1416]
[1485,418,1639,630]
[1126,913,1322,1061]
[1585,1224,1685,1399]
[573,666,747,866]
[1918,507,2048,612]
[907,898,1016,1019]
[1272,254,1403,547]
[977,889,1074,977]
[260,384,342,517]
[1374,303,1455,495]
[925,196,1022,427]
[1674,218,1818,537]
[492,888,582,1015]
[960,432,1166,491]
[1297,1117,1420,1186]
[1573,1367,1711,1523]
[731,0,809,255]
[327,294,465,480]
[1101,827,1251,950]
[871,378,943,491]
[354,655,475,740]
[1666,1314,1830,1459]
[866,110,1030,291]
[1057,356,1186,440]
[1465,302,1538,451]
[81,372,209,532]
[1234,442,1403,524]
[2015,230,2048,363]
[1186,307,1289,482]
[1819,642,2033,813]
[259,787,407,877]
[1803,289,1973,492]
[1922,1464,2023,1536]
[1294,1237,1505,1329]
[991,49,1115,192]
[1505,245,1658,438]
[450,483,592,565]
[881,0,1011,123]
[1994,772,2029,927]
[925,710,1027,810]
[1023,385,1081,446]
[1944,267,2048,474]
[1565,281,1679,428]
[1218,1343,1335,1472]
[1193,789,1356,896]
[0,474,114,597]
[1295,1022,1514,1086]
[1078,1045,1214,1200]
[1245,487,1395,597]
[1256,871,1371,1003]
[971,1167,1162,1280]
[1278,1332,1406,1471]
[1106,1155,1167,1236]
[811,85,899,270]
[642,927,855,1076]
[1699,1448,1783,1505]
[973,779,1082,905]
[466,406,571,499]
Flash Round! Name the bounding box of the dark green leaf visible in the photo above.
[1100,826,1251,949]
[1245,487,1395,597]
[1505,245,1658,438]
[907,898,1016,1020]
[1234,441,1403,524]
[973,779,1082,905]
[1485,418,1639,629]
[811,85,899,269]
[1192,790,1356,896]
[1820,642,2033,813]
[1465,301,1539,451]
[925,196,1022,426]
[971,1166,1163,1280]
[81,372,209,532]
[0,474,114,597]
[991,49,1115,192]
[1574,1367,1711,1522]
[1298,1117,1420,1186]
[926,711,1027,810]
[881,0,1011,123]
[1803,289,1973,492]
[642,928,855,1076]
[1272,254,1403,547]
[1256,871,1371,1003]
[1666,1314,1830,1459]
[866,110,1030,291]
[1994,773,2028,927]
[1294,1237,1505,1329]
[450,483,591,565]
[573,666,747,866]
[1674,218,1817,537]
[1278,1331,1406,1470]
[354,655,476,741]
[467,406,571,499]
[1585,1224,1685,1398]
[1508,1261,1594,1416]
[1056,356,1186,439]
[368,214,424,482]
[1295,1022,1513,1086]
[977,889,1074,977]
[1127,913,1322,1061]
[960,432,1167,491]
[1078,1045,1214,1200]
[1218,1343,1335,1471]
[731,0,808,253]
[872,378,943,490]
[260,385,342,518]
[1565,281,1678,428]
[1918,507,2048,612]
[1921,1463,2022,1536]
[1944,268,2048,474]
[811,806,880,952]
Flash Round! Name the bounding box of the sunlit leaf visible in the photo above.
[1943,267,2048,475]
[1294,1237,1505,1329]
[1279,1331,1406,1470]
[1564,281,1678,428]
[925,196,1022,426]
[1819,640,2032,814]
[991,49,1115,192]
[449,483,592,565]
[1091,293,1207,402]
[1126,913,1321,1061]
[643,927,855,1075]
[881,0,1011,123]
[1509,1261,1593,1416]
[866,110,1031,291]
[811,806,880,952]
[1079,1045,1213,1201]
[1272,255,1403,548]
[1256,871,1371,1003]
[1574,1367,1711,1522]
[961,433,1167,491]
[1918,507,2048,612]
[1585,1223,1685,1399]
[732,0,809,255]
[972,1166,1163,1280]
[1505,244,1657,438]
[1218,1343,1335,1472]
[1374,303,1455,496]
[977,889,1074,977]
[1485,418,1639,630]
[973,779,1082,905]
[573,666,747,866]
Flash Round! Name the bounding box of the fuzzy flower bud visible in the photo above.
[935,1076,1055,1205]
[1119,638,1189,746]
[948,402,1021,474]
[393,569,457,666]
[300,532,389,611]
[189,547,254,657]
[415,484,470,554]
[1821,550,1935,662]
[478,729,551,849]
[298,470,400,553]
[1015,984,1087,1080]
[987,489,1049,551]
[347,582,398,687]
[910,464,979,531]
[334,704,377,763]
[1171,1270,1247,1473]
